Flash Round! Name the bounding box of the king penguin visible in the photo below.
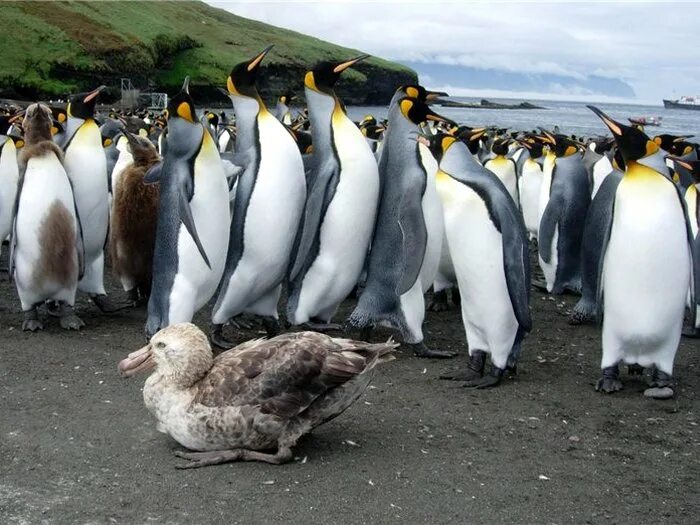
[211,46,306,347]
[537,132,590,294]
[58,86,115,311]
[144,77,231,337]
[484,137,519,206]
[426,133,531,387]
[10,103,83,331]
[287,56,380,329]
[585,106,695,399]
[347,97,456,358]
[516,137,545,240]
[274,91,295,125]
[0,115,20,254]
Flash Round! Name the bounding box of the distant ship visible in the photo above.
[663,96,700,110]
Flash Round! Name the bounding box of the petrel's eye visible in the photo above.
[156,342,166,349]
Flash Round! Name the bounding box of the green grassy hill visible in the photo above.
[0,0,417,104]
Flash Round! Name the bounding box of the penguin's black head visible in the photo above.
[518,137,544,159]
[166,77,197,125]
[670,140,698,157]
[227,45,273,99]
[67,85,105,120]
[398,97,455,127]
[653,133,693,152]
[305,55,369,95]
[0,115,12,135]
[544,132,581,158]
[667,156,700,184]
[455,126,487,155]
[417,132,459,163]
[588,105,658,164]
[491,137,510,156]
[206,111,219,129]
[398,85,448,102]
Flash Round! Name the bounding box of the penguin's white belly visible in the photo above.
[485,157,518,204]
[216,116,305,317]
[170,142,231,320]
[418,145,443,292]
[63,124,109,258]
[301,117,379,312]
[14,155,78,307]
[519,161,543,239]
[0,140,19,244]
[591,157,613,198]
[684,186,698,238]
[602,176,689,371]
[439,177,517,366]
[218,132,231,153]
[111,149,133,197]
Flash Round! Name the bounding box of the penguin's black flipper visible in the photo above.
[178,189,211,269]
[396,191,428,295]
[501,212,532,332]
[538,195,561,265]
[289,158,340,280]
[143,161,163,184]
[572,170,623,323]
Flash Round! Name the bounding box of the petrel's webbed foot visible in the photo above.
[644,368,674,399]
[57,303,85,330]
[595,365,623,393]
[173,446,293,468]
[210,324,235,350]
[427,290,450,312]
[410,341,456,359]
[22,307,43,332]
[440,349,485,380]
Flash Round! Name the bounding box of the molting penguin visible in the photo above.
[211,46,306,347]
[58,86,114,311]
[145,77,230,337]
[287,56,380,329]
[427,133,531,387]
[586,106,695,399]
[10,103,83,331]
[537,132,590,294]
[109,132,160,303]
[346,97,455,358]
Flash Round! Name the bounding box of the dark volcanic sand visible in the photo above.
[1,269,698,524]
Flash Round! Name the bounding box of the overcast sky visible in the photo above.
[209,1,700,103]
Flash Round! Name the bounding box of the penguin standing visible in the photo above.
[537,132,590,294]
[109,132,160,303]
[347,97,455,358]
[287,56,380,328]
[516,138,545,240]
[211,47,306,346]
[10,104,83,331]
[145,78,230,337]
[274,91,295,125]
[427,133,531,387]
[484,137,519,205]
[58,86,114,310]
[586,106,695,399]
[0,115,20,252]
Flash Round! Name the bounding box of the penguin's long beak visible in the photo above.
[333,54,370,74]
[674,135,694,143]
[83,85,106,104]
[666,155,693,171]
[248,45,274,72]
[587,105,623,137]
[181,76,191,94]
[425,90,449,101]
[8,110,25,123]
[537,127,557,144]
[424,107,457,127]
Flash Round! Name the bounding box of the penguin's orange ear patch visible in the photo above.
[177,102,194,123]
[103,138,112,147]
[304,71,317,91]
[645,140,659,156]
[406,86,419,99]
[441,135,456,151]
[565,145,578,157]
[226,76,238,95]
[399,99,413,117]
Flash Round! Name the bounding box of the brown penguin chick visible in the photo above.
[118,323,397,468]
[109,132,160,302]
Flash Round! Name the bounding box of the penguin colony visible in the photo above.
[1,46,699,401]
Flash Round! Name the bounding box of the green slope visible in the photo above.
[0,0,416,104]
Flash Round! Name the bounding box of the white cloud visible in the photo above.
[208,1,700,100]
